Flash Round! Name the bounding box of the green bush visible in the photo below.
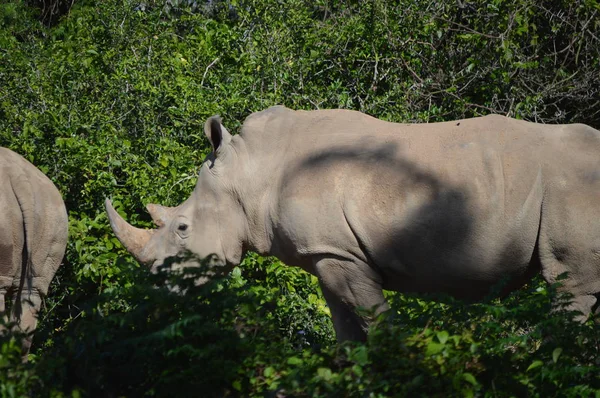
[1,0,600,396]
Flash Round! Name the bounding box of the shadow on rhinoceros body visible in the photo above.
[287,139,546,302]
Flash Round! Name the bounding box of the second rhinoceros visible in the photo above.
[106,106,600,341]
[0,148,68,357]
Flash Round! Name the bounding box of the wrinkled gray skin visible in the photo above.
[0,148,68,358]
[106,106,600,341]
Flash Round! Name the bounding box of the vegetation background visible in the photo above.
[1,0,600,396]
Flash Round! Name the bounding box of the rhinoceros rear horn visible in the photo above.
[105,199,155,266]
[146,203,175,227]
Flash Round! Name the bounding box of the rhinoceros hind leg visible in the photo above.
[538,190,600,323]
[314,256,388,342]
[0,288,7,332]
[11,288,42,359]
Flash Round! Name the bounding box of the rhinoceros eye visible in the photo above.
[175,221,190,239]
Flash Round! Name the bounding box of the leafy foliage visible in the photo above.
[1,0,600,396]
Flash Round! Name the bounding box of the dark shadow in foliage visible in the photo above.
[381,275,599,396]
[265,276,600,397]
[33,254,249,397]
[25,0,75,26]
[20,250,336,396]
[135,0,238,21]
[0,320,37,394]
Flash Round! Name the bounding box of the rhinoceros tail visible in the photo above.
[10,172,36,286]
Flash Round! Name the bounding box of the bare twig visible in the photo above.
[200,57,220,87]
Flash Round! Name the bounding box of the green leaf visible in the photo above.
[463,373,477,386]
[352,364,363,377]
[426,342,445,356]
[317,367,332,381]
[352,345,369,366]
[231,267,241,278]
[552,347,562,363]
[263,367,275,378]
[287,356,303,365]
[526,360,543,372]
[436,330,449,344]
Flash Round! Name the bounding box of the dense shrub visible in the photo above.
[31,261,317,395]
[1,0,600,395]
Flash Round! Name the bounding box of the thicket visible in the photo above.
[1,0,600,396]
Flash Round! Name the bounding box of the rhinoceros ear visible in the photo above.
[146,203,175,228]
[204,115,232,154]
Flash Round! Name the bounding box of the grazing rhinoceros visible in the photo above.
[106,106,600,341]
[0,148,68,357]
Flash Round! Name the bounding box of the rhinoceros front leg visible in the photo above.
[314,256,388,342]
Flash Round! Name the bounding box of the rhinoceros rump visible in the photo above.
[106,106,600,341]
[0,148,68,358]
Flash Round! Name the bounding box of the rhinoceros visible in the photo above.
[106,105,600,341]
[0,148,68,357]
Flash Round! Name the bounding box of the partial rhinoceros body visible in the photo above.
[0,148,68,357]
[107,106,600,341]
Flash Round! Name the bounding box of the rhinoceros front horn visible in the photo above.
[105,199,155,266]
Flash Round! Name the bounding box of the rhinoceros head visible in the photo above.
[106,116,247,277]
